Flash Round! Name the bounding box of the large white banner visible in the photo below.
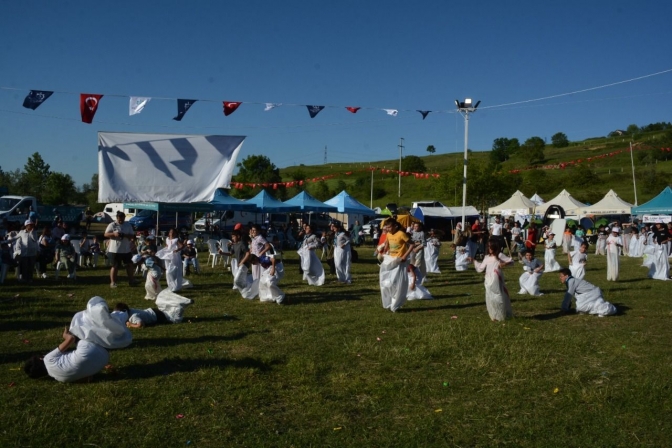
[98,132,245,203]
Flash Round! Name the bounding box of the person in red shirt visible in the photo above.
[525,223,538,256]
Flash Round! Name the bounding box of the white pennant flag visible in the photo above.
[129,97,151,116]
[264,102,281,111]
[384,109,398,116]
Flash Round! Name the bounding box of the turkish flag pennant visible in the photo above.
[273,183,278,190]
[80,94,103,124]
[223,101,242,116]
[346,106,361,114]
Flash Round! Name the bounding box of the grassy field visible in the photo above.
[1,246,671,447]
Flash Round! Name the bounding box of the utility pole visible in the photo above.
[324,145,327,164]
[398,137,404,198]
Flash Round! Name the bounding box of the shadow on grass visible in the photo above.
[287,290,363,305]
[130,332,252,349]
[0,319,68,333]
[397,301,482,312]
[613,303,631,316]
[105,356,282,380]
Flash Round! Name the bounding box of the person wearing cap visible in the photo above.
[606,227,623,281]
[54,234,77,279]
[104,211,137,288]
[5,219,39,283]
[181,239,200,276]
[543,231,562,272]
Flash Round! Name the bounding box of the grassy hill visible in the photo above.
[277,130,672,212]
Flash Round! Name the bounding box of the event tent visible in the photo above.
[208,188,257,211]
[632,186,672,215]
[535,190,587,216]
[246,190,298,213]
[324,191,375,215]
[579,189,633,215]
[530,193,545,206]
[487,190,537,215]
[283,191,338,213]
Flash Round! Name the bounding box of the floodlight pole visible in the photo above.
[398,137,404,198]
[370,168,374,209]
[455,99,479,229]
[629,141,638,206]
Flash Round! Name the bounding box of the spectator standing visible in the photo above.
[104,211,137,288]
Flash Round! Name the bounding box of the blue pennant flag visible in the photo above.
[22,90,54,110]
[417,110,430,120]
[306,105,325,118]
[173,99,198,121]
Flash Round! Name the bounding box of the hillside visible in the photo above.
[277,131,672,212]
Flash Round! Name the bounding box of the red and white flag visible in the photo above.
[223,101,242,116]
[80,94,103,124]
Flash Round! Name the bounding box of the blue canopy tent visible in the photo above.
[324,191,375,215]
[632,186,672,215]
[208,188,257,211]
[284,191,338,213]
[247,189,298,213]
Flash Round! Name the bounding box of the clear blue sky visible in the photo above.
[1,0,671,187]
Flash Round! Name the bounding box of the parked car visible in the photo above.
[193,215,221,232]
[362,218,385,235]
[129,210,192,232]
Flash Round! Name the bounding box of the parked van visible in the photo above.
[128,210,192,232]
[103,203,138,219]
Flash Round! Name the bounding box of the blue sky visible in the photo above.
[1,0,671,187]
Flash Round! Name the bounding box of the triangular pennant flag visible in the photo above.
[173,99,197,121]
[384,109,398,116]
[306,105,325,118]
[129,97,151,116]
[264,103,281,111]
[80,94,103,124]
[417,110,430,120]
[346,106,361,114]
[22,90,53,110]
[223,101,242,116]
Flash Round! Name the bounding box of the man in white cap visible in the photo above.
[606,227,622,281]
[104,211,137,288]
[55,234,77,279]
[181,239,200,276]
[6,219,39,283]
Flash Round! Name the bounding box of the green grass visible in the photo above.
[1,249,671,447]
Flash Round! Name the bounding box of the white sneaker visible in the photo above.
[41,273,48,279]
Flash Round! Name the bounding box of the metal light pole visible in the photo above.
[629,141,638,206]
[455,98,480,229]
[398,137,404,198]
[370,168,374,209]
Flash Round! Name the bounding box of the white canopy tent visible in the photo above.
[536,189,587,217]
[530,193,545,206]
[488,190,537,215]
[579,190,633,216]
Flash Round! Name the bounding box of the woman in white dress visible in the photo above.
[470,240,514,321]
[518,251,544,296]
[544,232,562,272]
[606,228,623,281]
[628,227,642,258]
[567,242,588,280]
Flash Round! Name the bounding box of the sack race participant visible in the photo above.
[543,232,562,273]
[648,226,670,281]
[628,228,642,258]
[518,251,544,296]
[406,264,433,300]
[454,240,469,272]
[567,242,588,280]
[378,218,415,312]
[559,268,617,316]
[117,289,194,328]
[606,228,623,281]
[424,229,441,274]
[297,224,325,286]
[331,222,352,284]
[470,240,515,322]
[143,256,163,300]
[24,297,133,383]
[258,255,285,304]
[156,229,192,292]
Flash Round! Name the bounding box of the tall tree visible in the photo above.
[401,155,427,173]
[522,137,545,165]
[551,132,569,148]
[490,137,520,163]
[21,152,52,201]
[232,155,284,199]
[42,172,77,205]
[426,145,436,154]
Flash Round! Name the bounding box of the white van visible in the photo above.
[103,203,138,219]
